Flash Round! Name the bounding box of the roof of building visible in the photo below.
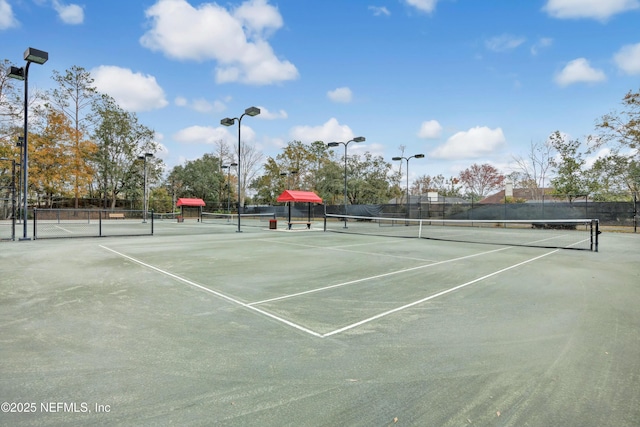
[276,190,323,204]
[176,198,206,207]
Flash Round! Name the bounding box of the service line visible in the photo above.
[99,245,323,338]
[321,249,559,337]
[248,246,512,306]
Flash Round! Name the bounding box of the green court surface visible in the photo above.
[1,220,639,426]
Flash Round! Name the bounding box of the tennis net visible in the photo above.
[324,214,599,251]
[201,212,276,227]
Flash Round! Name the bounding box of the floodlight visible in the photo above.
[245,106,260,117]
[24,47,48,64]
[8,66,25,80]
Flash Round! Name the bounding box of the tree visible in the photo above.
[511,139,554,201]
[49,66,99,208]
[548,131,588,202]
[149,186,174,213]
[586,154,640,201]
[458,163,505,200]
[250,157,282,205]
[0,60,24,144]
[348,152,393,204]
[91,96,158,208]
[166,154,224,203]
[29,109,75,207]
[592,89,640,159]
[410,174,462,198]
[236,141,263,208]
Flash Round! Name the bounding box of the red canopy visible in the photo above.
[176,198,206,207]
[276,190,323,204]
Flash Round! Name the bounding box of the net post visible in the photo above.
[594,219,599,252]
[324,214,327,231]
[33,208,37,240]
[151,209,154,236]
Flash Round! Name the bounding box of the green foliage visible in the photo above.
[91,95,159,208]
[592,88,640,159]
[166,153,224,202]
[149,187,173,213]
[549,131,588,202]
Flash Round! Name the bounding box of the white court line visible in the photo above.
[261,238,437,262]
[248,246,511,306]
[53,224,76,234]
[99,244,560,338]
[99,245,323,338]
[322,249,559,337]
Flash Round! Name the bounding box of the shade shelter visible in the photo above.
[176,198,206,221]
[276,190,323,229]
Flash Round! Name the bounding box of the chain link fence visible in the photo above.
[32,209,153,239]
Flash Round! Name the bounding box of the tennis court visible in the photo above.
[1,219,639,426]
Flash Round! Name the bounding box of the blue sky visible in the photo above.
[2,0,640,183]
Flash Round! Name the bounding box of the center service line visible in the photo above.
[249,246,512,306]
[322,249,559,337]
[99,245,323,338]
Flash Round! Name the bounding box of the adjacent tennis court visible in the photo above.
[1,219,639,426]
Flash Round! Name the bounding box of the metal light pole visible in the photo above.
[327,136,365,228]
[0,157,17,241]
[222,163,238,213]
[138,153,153,222]
[8,47,48,240]
[221,107,260,232]
[392,154,425,221]
[280,170,298,190]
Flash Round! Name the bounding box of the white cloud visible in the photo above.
[585,147,611,169]
[0,0,19,29]
[531,37,553,55]
[233,0,283,38]
[369,6,391,16]
[485,34,526,52]
[327,87,353,103]
[418,120,442,139]
[405,0,439,13]
[290,118,356,144]
[554,58,606,86]
[431,126,506,160]
[139,0,298,86]
[543,0,640,20]
[257,106,288,119]
[52,0,84,25]
[91,66,169,112]
[614,42,640,75]
[173,126,219,144]
[174,97,226,113]
[173,124,255,145]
